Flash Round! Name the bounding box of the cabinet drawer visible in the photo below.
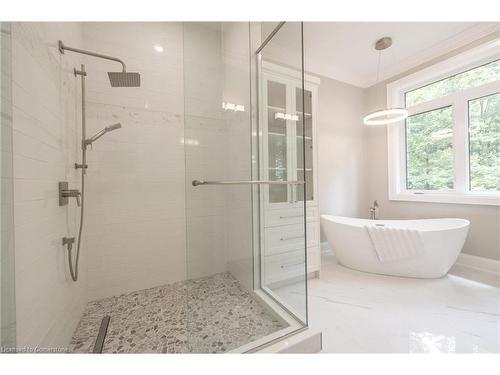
[264,224,305,256]
[265,208,304,227]
[264,206,319,227]
[264,222,319,256]
[264,250,305,285]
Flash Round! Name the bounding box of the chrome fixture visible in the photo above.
[62,237,77,279]
[62,237,75,247]
[59,181,81,207]
[370,200,379,220]
[58,40,141,87]
[59,39,139,282]
[192,179,305,186]
[83,123,122,148]
[363,37,408,126]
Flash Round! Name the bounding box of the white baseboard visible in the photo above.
[455,253,500,275]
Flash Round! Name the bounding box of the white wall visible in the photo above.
[316,76,366,233]
[11,22,86,348]
[82,23,187,299]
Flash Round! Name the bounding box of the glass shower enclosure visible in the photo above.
[0,21,308,354]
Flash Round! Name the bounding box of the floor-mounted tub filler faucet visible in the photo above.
[370,200,379,220]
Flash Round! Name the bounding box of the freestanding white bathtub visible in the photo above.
[321,215,470,278]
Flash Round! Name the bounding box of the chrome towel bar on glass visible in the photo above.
[192,180,305,186]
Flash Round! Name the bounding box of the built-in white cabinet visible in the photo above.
[260,62,320,286]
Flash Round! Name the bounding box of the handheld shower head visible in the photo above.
[105,123,122,132]
[84,123,122,148]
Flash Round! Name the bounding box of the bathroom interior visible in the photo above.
[0,20,499,355]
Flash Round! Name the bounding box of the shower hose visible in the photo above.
[67,164,85,282]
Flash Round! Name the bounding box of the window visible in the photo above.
[406,107,454,191]
[405,60,500,107]
[387,41,500,205]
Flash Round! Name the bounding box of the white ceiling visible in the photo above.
[302,22,500,87]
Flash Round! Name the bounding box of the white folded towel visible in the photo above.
[365,225,425,262]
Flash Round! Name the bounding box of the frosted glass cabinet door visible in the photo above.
[295,87,314,202]
[266,79,290,204]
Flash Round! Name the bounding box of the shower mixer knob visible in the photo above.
[59,182,81,207]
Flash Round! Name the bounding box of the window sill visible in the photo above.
[389,191,500,206]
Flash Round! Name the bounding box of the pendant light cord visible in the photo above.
[376,50,382,107]
[376,50,381,85]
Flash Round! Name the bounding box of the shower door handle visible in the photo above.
[192,180,305,186]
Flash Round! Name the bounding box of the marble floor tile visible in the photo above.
[69,273,287,353]
[275,251,500,353]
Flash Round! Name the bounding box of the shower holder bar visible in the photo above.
[192,180,305,187]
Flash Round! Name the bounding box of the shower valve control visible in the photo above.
[62,237,75,246]
[59,181,81,207]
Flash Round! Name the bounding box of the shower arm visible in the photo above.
[58,40,126,72]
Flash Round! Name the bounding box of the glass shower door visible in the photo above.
[257,23,308,324]
[183,21,307,353]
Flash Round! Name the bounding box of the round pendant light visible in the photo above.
[363,37,408,126]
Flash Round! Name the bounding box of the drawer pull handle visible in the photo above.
[280,261,305,269]
[280,235,304,241]
[279,214,303,219]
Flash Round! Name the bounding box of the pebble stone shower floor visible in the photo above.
[69,273,287,353]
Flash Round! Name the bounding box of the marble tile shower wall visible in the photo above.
[9,22,256,348]
[84,22,254,292]
[82,23,187,299]
[1,22,16,348]
[11,22,86,348]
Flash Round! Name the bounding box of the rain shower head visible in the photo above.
[108,72,141,87]
[58,40,141,87]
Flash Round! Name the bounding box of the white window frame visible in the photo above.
[387,39,500,206]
